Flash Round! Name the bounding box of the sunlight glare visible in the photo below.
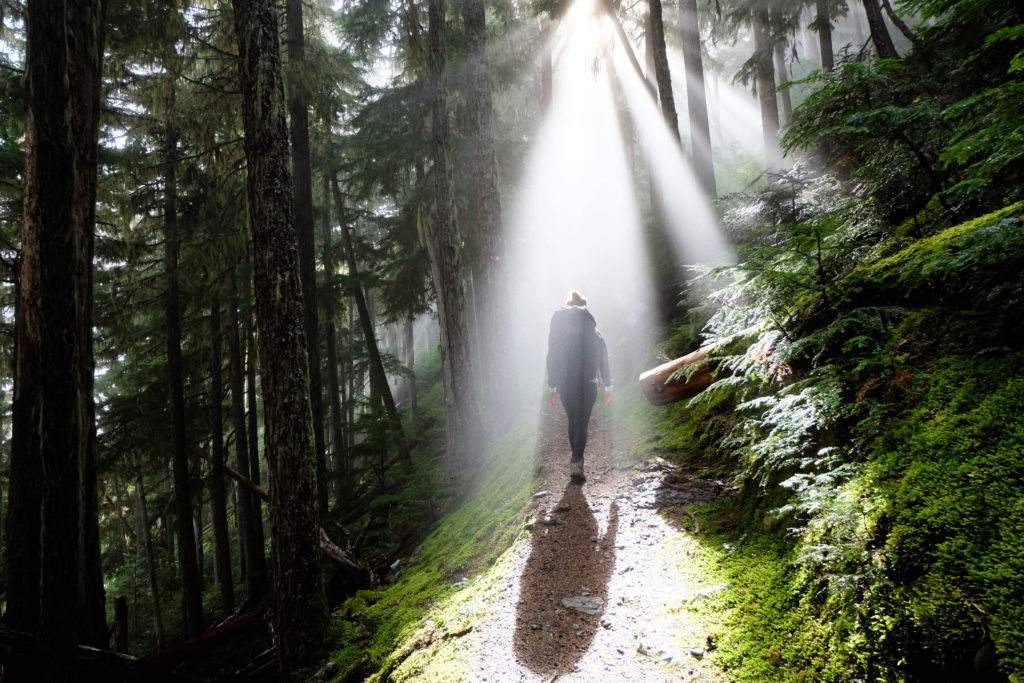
[505,1,658,398]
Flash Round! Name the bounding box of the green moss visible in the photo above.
[864,352,1024,676]
[862,201,1023,278]
[323,414,540,680]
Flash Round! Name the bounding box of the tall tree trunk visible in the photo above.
[161,133,203,643]
[679,0,717,199]
[209,295,235,613]
[752,5,782,173]
[285,0,328,518]
[461,0,507,430]
[164,132,205,640]
[9,1,83,676]
[427,0,482,482]
[647,0,679,140]
[813,0,835,71]
[229,270,266,596]
[862,0,898,59]
[68,0,108,649]
[134,466,166,650]
[321,176,346,493]
[774,42,793,123]
[232,0,329,669]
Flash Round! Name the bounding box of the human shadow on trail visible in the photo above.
[513,481,619,675]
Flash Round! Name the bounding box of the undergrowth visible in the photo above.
[653,181,1024,681]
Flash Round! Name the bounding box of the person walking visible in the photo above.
[546,290,613,483]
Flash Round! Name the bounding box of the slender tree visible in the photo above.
[812,0,835,71]
[320,177,346,487]
[647,0,680,139]
[232,0,329,669]
[774,42,793,123]
[427,0,483,481]
[752,4,782,172]
[229,269,267,596]
[679,0,717,198]
[461,0,507,424]
[134,464,166,649]
[209,294,235,613]
[163,129,206,639]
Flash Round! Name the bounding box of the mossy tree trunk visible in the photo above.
[285,0,328,518]
[231,0,329,670]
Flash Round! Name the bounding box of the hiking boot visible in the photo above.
[569,459,585,483]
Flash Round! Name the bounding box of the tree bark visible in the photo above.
[232,0,329,669]
[427,0,482,482]
[862,0,898,59]
[286,0,328,518]
[163,131,206,640]
[647,0,679,140]
[752,5,782,173]
[10,1,81,677]
[813,0,835,71]
[68,0,108,649]
[774,42,792,124]
[679,0,717,199]
[209,295,235,614]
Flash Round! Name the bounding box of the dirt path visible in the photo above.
[465,398,730,682]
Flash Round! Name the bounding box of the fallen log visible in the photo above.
[638,344,722,406]
[319,528,364,573]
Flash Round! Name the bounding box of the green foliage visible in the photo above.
[785,0,1024,221]
[660,139,1024,681]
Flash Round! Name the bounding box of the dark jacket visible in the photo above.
[546,305,611,390]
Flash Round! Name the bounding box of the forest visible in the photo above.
[0,0,1022,679]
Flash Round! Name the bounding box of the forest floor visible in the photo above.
[455,397,735,682]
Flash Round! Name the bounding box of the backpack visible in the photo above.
[546,306,603,388]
